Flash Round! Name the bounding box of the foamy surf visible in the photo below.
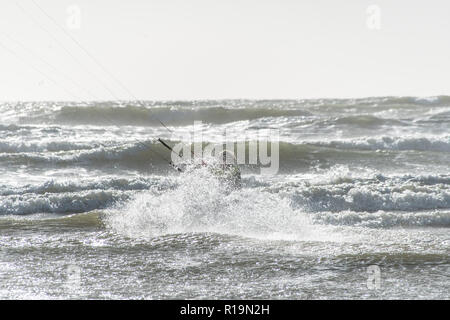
[1,98,449,299]
[106,166,320,241]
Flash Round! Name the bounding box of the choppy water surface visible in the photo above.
[0,97,449,299]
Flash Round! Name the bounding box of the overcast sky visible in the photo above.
[0,0,449,101]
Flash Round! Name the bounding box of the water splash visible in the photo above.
[106,166,314,240]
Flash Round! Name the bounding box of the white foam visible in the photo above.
[313,210,450,228]
[312,135,450,152]
[0,190,130,215]
[106,166,321,241]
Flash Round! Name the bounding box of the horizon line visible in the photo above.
[1,94,450,104]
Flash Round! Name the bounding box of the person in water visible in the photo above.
[210,150,242,189]
[162,138,241,189]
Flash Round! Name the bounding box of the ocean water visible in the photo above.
[0,97,449,299]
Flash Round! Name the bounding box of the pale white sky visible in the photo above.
[0,0,449,101]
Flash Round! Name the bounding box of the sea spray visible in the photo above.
[106,165,313,240]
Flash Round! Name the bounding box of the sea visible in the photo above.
[0,97,449,299]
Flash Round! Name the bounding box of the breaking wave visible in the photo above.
[104,170,450,240]
[0,176,172,196]
[1,138,448,174]
[19,105,312,126]
[289,183,450,213]
[4,96,449,127]
[0,140,95,153]
[255,169,450,214]
[106,166,315,240]
[1,166,449,231]
[311,135,450,152]
[0,190,130,215]
[311,210,450,228]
